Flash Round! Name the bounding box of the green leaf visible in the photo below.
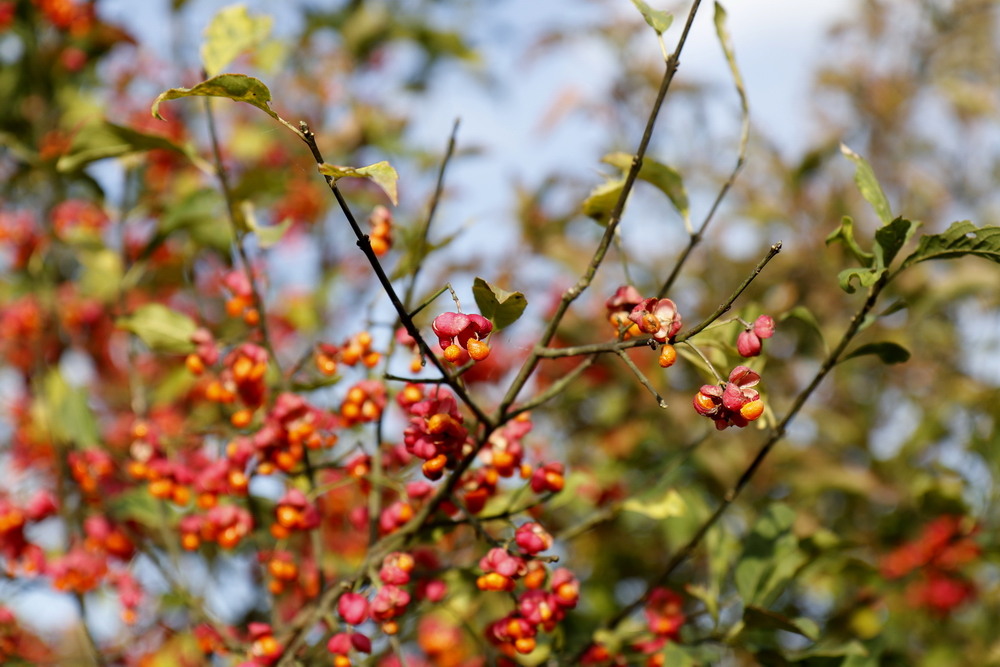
[391,225,462,280]
[108,488,162,528]
[152,74,279,122]
[238,200,291,247]
[622,489,686,520]
[742,605,819,641]
[734,503,805,606]
[841,143,893,225]
[858,299,908,334]
[630,0,673,34]
[201,4,273,78]
[837,266,882,294]
[658,642,696,667]
[714,3,748,146]
[874,216,918,269]
[472,277,528,331]
[825,216,874,267]
[582,177,625,226]
[255,217,291,248]
[79,249,123,303]
[318,161,399,206]
[117,304,198,354]
[685,584,719,626]
[840,341,910,365]
[57,121,211,173]
[38,371,99,447]
[900,220,1000,268]
[602,152,688,228]
[779,306,828,355]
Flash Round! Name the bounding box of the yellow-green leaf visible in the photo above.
[472,277,528,331]
[117,304,198,354]
[630,0,673,34]
[582,177,625,226]
[841,143,893,225]
[152,74,279,121]
[79,249,123,303]
[602,152,688,228]
[622,488,686,520]
[318,161,399,206]
[201,4,273,78]
[714,2,749,155]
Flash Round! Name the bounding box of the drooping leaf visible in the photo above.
[237,200,290,247]
[837,266,883,294]
[841,143,893,225]
[630,0,673,34]
[57,121,211,173]
[472,277,527,331]
[117,304,198,354]
[714,2,749,159]
[779,306,828,355]
[391,225,462,280]
[255,218,291,248]
[152,74,280,122]
[622,489,686,520]
[840,341,911,365]
[900,220,1000,268]
[734,503,805,605]
[742,606,819,641]
[318,161,399,206]
[858,299,908,334]
[826,216,874,267]
[582,177,625,226]
[685,584,720,628]
[201,4,273,78]
[136,188,231,258]
[602,152,688,228]
[874,216,919,269]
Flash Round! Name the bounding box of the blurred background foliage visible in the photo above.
[1,0,1000,665]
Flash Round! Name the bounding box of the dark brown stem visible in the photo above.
[297,122,492,427]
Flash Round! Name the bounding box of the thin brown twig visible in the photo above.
[570,275,888,660]
[496,0,705,420]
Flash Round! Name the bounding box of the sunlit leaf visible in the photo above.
[630,0,673,34]
[318,161,399,206]
[841,143,893,225]
[622,488,686,520]
[152,74,279,121]
[840,341,910,365]
[837,266,883,294]
[201,4,273,78]
[117,304,198,354]
[900,221,1000,268]
[582,177,625,226]
[79,249,123,303]
[602,152,688,227]
[472,277,527,331]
